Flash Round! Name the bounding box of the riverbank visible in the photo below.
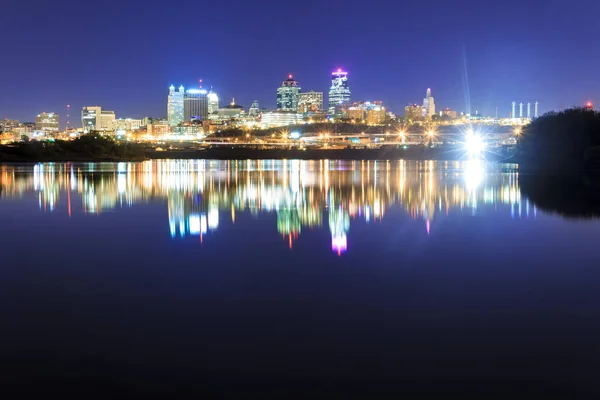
[0,139,514,163]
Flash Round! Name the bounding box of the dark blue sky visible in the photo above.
[1,0,599,123]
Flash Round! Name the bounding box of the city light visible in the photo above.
[464,132,485,157]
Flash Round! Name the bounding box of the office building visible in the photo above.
[441,108,457,118]
[328,68,351,115]
[277,74,301,111]
[184,89,208,121]
[261,111,302,128]
[346,101,386,125]
[0,118,20,133]
[112,118,142,132]
[423,88,435,118]
[298,91,323,113]
[168,85,185,126]
[248,100,261,117]
[207,89,219,115]
[404,104,423,122]
[98,110,115,130]
[82,106,115,132]
[35,112,60,132]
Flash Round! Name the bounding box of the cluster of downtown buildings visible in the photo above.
[0,67,541,142]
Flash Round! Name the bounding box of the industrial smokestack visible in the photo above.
[512,101,516,119]
[527,103,531,119]
[519,103,523,118]
[534,102,539,118]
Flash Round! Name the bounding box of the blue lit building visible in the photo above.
[328,68,351,115]
[168,85,184,126]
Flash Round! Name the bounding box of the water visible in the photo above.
[1,160,599,396]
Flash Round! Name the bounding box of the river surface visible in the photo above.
[0,160,599,395]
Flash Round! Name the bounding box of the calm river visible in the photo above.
[1,160,599,395]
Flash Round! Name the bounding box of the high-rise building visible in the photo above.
[261,111,303,128]
[249,100,261,117]
[82,106,115,132]
[277,75,301,111]
[98,110,116,130]
[298,91,323,113]
[423,88,435,118]
[82,106,101,132]
[184,89,208,121]
[328,69,351,115]
[168,85,185,126]
[404,104,423,122]
[207,89,219,115]
[35,112,59,132]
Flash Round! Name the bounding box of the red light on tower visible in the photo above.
[586,101,593,110]
[288,74,293,79]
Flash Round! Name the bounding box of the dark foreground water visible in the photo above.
[1,160,599,396]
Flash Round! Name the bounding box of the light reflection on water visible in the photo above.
[0,159,527,253]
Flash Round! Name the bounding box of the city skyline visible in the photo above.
[2,1,599,122]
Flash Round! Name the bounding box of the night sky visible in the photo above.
[1,0,599,124]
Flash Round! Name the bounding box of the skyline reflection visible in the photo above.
[0,160,531,253]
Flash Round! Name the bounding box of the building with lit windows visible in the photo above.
[328,68,351,115]
[82,106,100,132]
[404,104,423,122]
[35,112,59,132]
[441,108,457,118]
[0,118,19,133]
[298,91,323,113]
[168,85,185,126]
[207,89,219,115]
[112,118,142,132]
[423,88,435,118]
[346,101,386,124]
[82,106,115,132]
[277,75,301,111]
[261,111,302,128]
[249,100,261,117]
[184,89,208,121]
[98,110,115,131]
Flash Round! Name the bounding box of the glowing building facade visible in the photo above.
[328,69,351,115]
[423,88,435,118]
[207,90,219,115]
[298,91,323,113]
[184,89,208,121]
[35,112,59,132]
[168,85,185,126]
[277,75,301,111]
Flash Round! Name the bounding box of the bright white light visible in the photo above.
[465,133,485,156]
[290,131,300,139]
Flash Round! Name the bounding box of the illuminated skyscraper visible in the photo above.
[422,88,435,118]
[184,89,208,121]
[277,74,301,111]
[168,85,185,126]
[249,100,261,116]
[82,106,100,132]
[35,112,59,132]
[207,89,219,115]
[328,68,351,115]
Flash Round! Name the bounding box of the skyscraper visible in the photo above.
[35,112,59,132]
[298,91,323,113]
[249,100,261,117]
[422,88,435,118]
[184,89,208,121]
[328,68,351,115]
[168,85,184,126]
[277,75,301,111]
[207,89,219,115]
[81,106,115,132]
